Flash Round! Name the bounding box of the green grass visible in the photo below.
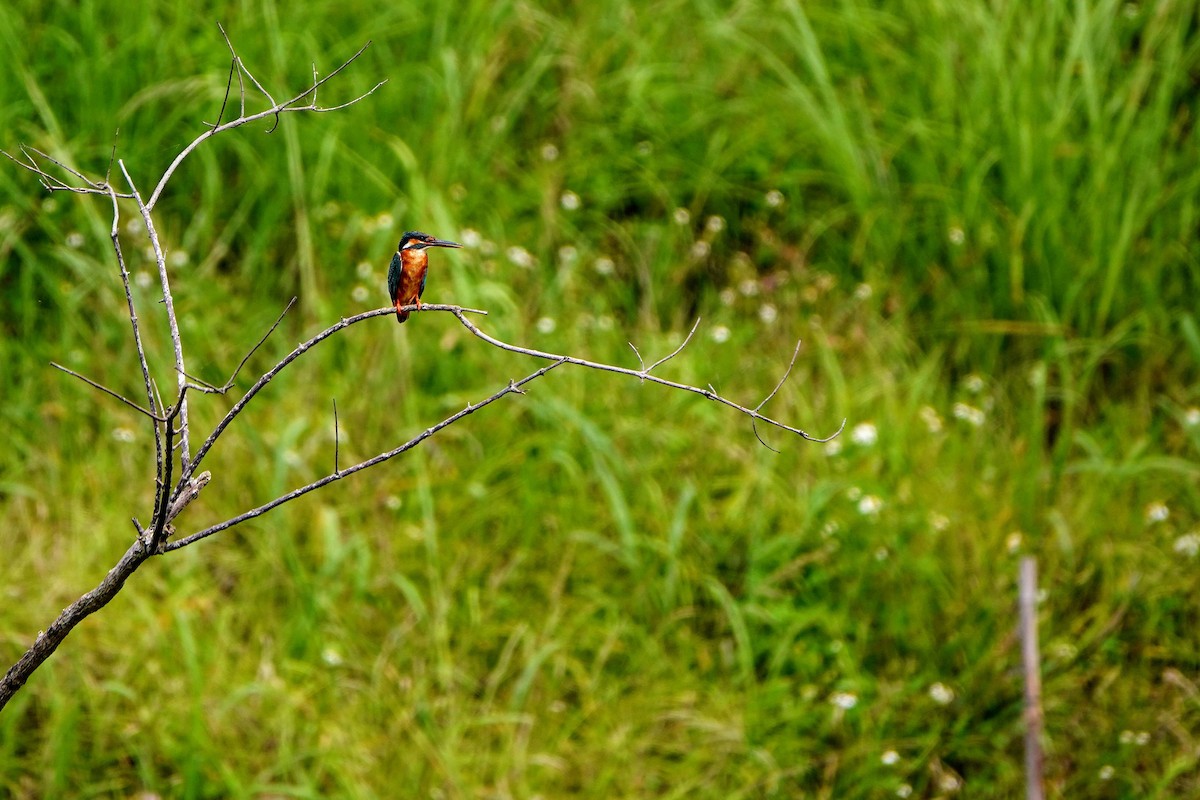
[1,0,1199,797]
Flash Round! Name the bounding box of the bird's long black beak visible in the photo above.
[427,238,463,249]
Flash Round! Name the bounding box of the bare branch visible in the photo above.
[50,362,163,421]
[121,161,191,465]
[105,182,164,503]
[448,312,842,444]
[0,146,134,198]
[0,540,153,710]
[146,35,384,210]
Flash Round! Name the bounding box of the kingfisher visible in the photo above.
[387,231,463,323]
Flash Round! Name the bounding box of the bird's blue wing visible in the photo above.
[419,270,427,299]
[387,252,402,302]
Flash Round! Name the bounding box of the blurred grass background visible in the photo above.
[1,0,1198,796]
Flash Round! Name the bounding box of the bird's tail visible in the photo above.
[395,309,409,323]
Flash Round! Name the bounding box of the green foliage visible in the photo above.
[1,0,1199,797]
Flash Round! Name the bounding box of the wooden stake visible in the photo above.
[1019,556,1045,800]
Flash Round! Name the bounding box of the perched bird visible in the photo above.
[387,231,463,323]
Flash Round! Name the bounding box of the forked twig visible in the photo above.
[179,297,297,394]
[751,339,804,452]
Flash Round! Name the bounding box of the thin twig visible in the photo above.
[332,398,340,475]
[50,363,163,421]
[205,57,237,131]
[645,317,702,374]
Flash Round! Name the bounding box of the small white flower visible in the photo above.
[540,142,559,161]
[939,774,962,793]
[560,190,580,211]
[830,691,858,710]
[112,427,136,443]
[821,521,839,538]
[881,750,900,766]
[853,283,873,300]
[705,215,725,233]
[929,682,955,705]
[719,287,737,306]
[506,246,535,268]
[963,374,985,394]
[385,495,403,510]
[672,207,691,226]
[1049,640,1077,660]
[557,245,578,265]
[321,647,343,667]
[1135,731,1150,746]
[857,495,883,516]
[1119,729,1135,744]
[709,325,731,344]
[765,189,784,208]
[691,241,710,259]
[376,212,394,230]
[929,512,950,532]
[536,316,557,334]
[1098,765,1115,781]
[1145,502,1169,524]
[1173,532,1200,557]
[738,278,760,297]
[896,784,912,798]
[1006,531,1023,553]
[874,547,889,561]
[846,486,863,501]
[824,439,842,456]
[948,226,965,245]
[135,271,153,289]
[593,257,615,276]
[919,405,944,433]
[1184,407,1200,428]
[356,261,374,278]
[952,402,986,427]
[596,315,614,331]
[758,304,778,324]
[351,285,369,303]
[125,217,144,236]
[459,228,482,248]
[850,422,878,446]
[65,231,85,249]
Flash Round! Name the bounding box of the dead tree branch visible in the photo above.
[0,27,839,714]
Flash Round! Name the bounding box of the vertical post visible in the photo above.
[1019,556,1045,800]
